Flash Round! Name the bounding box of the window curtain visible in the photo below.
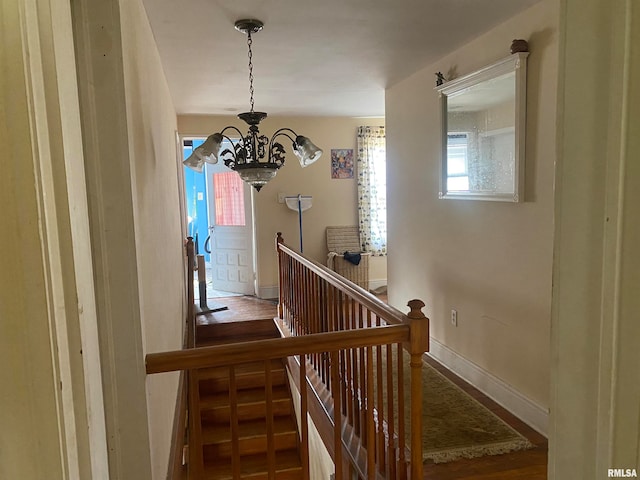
[357,126,387,256]
[213,172,245,226]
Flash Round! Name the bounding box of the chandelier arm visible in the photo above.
[269,128,299,155]
[215,130,244,166]
[268,128,298,161]
[219,126,246,141]
[269,127,299,143]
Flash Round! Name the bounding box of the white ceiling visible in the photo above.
[142,0,540,117]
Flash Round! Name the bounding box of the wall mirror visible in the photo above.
[436,52,528,202]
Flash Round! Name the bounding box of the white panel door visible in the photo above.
[205,162,255,295]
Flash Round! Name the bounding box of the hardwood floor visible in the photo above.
[200,295,548,479]
[196,295,278,325]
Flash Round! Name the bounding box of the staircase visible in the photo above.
[195,320,303,479]
[147,236,429,480]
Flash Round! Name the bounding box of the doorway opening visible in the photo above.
[182,138,256,300]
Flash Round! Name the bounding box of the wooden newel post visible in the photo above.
[407,299,429,480]
[276,232,284,319]
[185,237,195,336]
[186,236,195,262]
[197,254,208,309]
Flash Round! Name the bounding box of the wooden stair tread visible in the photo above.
[200,385,290,409]
[202,416,297,445]
[200,400,292,423]
[204,449,302,480]
[196,319,280,346]
[197,332,280,347]
[198,359,284,380]
[202,421,299,459]
[199,371,287,395]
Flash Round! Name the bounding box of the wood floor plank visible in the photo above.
[196,296,278,325]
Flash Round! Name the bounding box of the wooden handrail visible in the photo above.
[276,233,407,326]
[146,324,410,374]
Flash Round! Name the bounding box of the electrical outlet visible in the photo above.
[451,309,458,327]
[277,192,286,203]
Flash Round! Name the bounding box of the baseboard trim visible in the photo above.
[368,279,387,291]
[428,337,548,437]
[258,285,279,300]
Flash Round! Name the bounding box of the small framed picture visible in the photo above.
[331,149,354,179]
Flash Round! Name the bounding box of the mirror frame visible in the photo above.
[436,52,528,202]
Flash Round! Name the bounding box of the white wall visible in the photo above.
[1,2,74,476]
[72,0,184,477]
[386,0,558,428]
[3,0,185,473]
[120,0,185,478]
[549,0,640,477]
[1,0,109,477]
[178,115,387,297]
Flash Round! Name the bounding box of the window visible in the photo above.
[357,126,386,256]
[213,172,245,226]
[447,133,470,191]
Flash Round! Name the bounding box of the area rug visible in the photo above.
[377,349,534,464]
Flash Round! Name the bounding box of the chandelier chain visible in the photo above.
[247,31,255,113]
[182,20,322,191]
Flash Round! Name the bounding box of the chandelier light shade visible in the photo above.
[182,133,222,172]
[293,136,323,166]
[183,19,323,191]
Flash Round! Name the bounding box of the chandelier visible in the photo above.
[183,19,323,191]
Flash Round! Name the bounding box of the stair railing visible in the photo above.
[275,233,429,479]
[147,235,428,480]
[147,320,417,478]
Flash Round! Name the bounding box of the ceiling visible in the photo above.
[142,0,540,117]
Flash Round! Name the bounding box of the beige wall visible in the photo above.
[72,0,184,476]
[549,1,640,477]
[1,0,110,477]
[4,0,188,476]
[120,0,184,478]
[178,115,387,296]
[1,2,69,477]
[386,0,558,414]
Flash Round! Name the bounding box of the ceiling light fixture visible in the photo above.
[183,19,323,191]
